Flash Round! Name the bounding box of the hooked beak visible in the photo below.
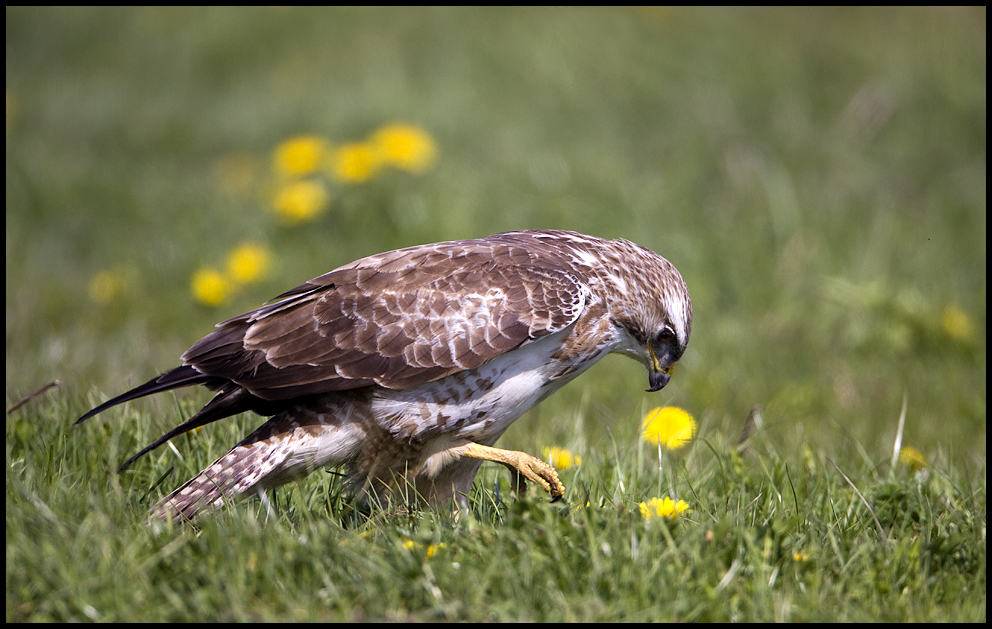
[646,342,675,392]
[647,368,671,392]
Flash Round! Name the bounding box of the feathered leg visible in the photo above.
[149,396,369,521]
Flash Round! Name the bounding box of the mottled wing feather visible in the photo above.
[181,236,588,400]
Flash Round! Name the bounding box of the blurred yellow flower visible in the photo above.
[639,496,691,520]
[941,304,974,343]
[272,179,330,224]
[542,446,581,470]
[87,268,129,304]
[642,406,697,450]
[331,142,380,184]
[402,539,446,559]
[273,135,330,177]
[372,123,438,173]
[793,550,810,562]
[898,446,927,472]
[226,242,271,285]
[191,267,232,307]
[213,153,260,197]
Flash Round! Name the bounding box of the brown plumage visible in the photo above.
[76,230,692,521]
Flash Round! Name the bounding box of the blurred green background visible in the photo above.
[8,6,984,456]
[5,8,986,622]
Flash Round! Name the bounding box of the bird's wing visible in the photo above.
[181,235,589,399]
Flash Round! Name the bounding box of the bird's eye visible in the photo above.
[656,329,675,344]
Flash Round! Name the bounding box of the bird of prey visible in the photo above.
[76,230,692,521]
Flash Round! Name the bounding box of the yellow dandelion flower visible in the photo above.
[898,446,927,472]
[191,267,232,307]
[401,539,445,559]
[941,304,974,343]
[642,406,697,450]
[87,268,129,304]
[372,123,438,173]
[273,135,330,177]
[272,179,330,225]
[793,550,809,562]
[639,496,691,520]
[226,242,271,285]
[331,142,381,184]
[542,446,581,470]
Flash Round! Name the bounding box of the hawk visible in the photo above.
[76,230,692,520]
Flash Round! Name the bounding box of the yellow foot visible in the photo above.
[453,442,565,501]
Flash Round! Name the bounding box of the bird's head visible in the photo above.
[602,243,692,393]
[614,310,690,392]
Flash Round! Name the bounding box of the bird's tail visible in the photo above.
[148,408,367,522]
[75,365,216,425]
[76,366,286,473]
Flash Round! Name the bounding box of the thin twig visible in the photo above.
[7,380,62,415]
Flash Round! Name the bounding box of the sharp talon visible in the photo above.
[458,442,567,501]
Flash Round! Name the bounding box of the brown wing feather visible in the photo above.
[181,233,589,400]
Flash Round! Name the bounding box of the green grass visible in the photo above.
[6,7,985,621]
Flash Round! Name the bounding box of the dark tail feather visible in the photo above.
[117,385,261,472]
[75,365,216,425]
